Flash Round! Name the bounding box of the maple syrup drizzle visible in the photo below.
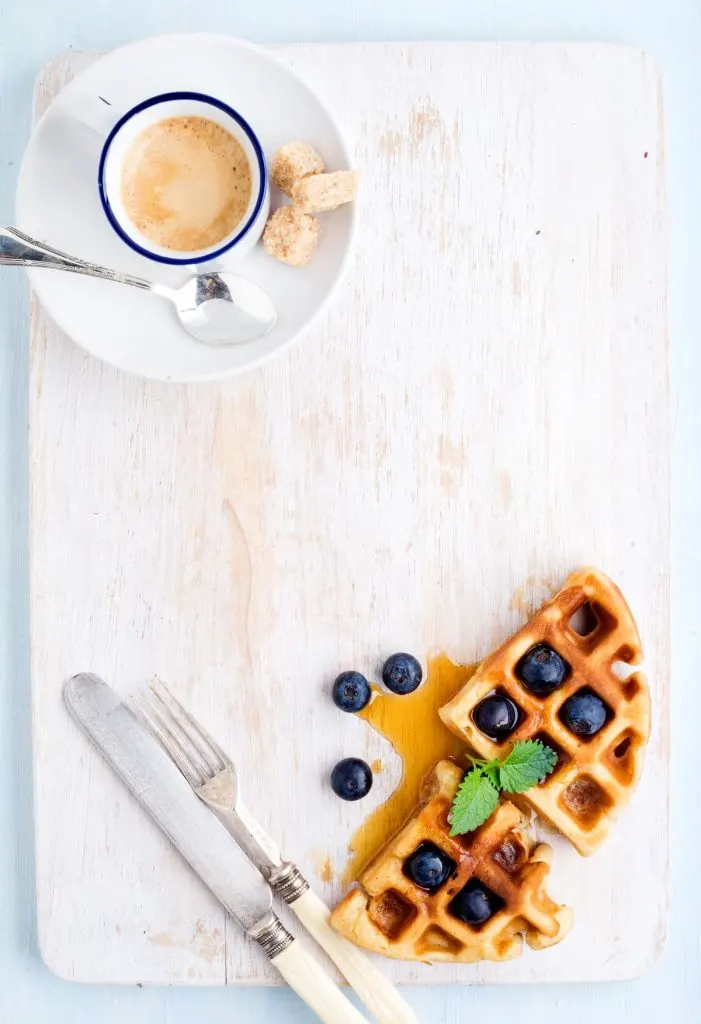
[343,652,477,882]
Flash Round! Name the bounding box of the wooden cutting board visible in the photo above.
[30,43,668,986]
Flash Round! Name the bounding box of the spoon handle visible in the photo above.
[0,226,153,291]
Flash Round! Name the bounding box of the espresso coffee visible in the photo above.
[121,116,252,252]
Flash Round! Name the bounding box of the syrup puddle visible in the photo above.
[343,652,477,882]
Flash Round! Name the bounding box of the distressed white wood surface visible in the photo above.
[30,44,668,986]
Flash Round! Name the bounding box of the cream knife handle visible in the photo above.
[290,888,419,1024]
[271,939,368,1024]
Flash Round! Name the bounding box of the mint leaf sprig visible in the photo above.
[448,768,500,836]
[448,740,558,836]
[498,740,559,794]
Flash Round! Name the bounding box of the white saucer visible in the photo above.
[17,34,356,382]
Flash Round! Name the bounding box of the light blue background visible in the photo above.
[1,2,698,1021]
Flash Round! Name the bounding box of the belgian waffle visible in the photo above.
[439,568,650,855]
[330,760,573,963]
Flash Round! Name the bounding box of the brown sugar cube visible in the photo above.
[270,141,325,196]
[262,206,320,267]
[290,170,358,213]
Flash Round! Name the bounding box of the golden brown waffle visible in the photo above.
[330,760,573,963]
[439,568,650,855]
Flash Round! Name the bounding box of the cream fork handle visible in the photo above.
[271,938,368,1024]
[205,793,418,1023]
[289,888,419,1024]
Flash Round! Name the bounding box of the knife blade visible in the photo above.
[64,672,275,934]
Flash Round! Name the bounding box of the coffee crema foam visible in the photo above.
[121,115,253,252]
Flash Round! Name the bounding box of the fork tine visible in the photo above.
[150,679,232,771]
[130,688,207,789]
[135,683,226,787]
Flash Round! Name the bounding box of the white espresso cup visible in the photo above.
[91,90,268,266]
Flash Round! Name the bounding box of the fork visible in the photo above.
[131,681,418,1024]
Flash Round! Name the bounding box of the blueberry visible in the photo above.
[330,758,373,801]
[449,879,502,927]
[560,690,609,737]
[403,842,455,892]
[472,694,520,740]
[332,671,371,713]
[382,653,423,695]
[516,644,569,695]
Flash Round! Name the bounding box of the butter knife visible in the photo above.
[64,674,368,1024]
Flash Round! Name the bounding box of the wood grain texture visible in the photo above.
[30,44,668,986]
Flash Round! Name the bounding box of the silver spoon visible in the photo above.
[0,226,277,346]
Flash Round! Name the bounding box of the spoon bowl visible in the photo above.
[166,272,277,346]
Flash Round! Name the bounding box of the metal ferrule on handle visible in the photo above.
[249,912,294,959]
[270,863,310,903]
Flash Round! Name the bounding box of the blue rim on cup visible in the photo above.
[97,91,268,266]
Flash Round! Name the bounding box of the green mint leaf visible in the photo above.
[498,740,558,793]
[448,767,500,835]
[483,760,501,789]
